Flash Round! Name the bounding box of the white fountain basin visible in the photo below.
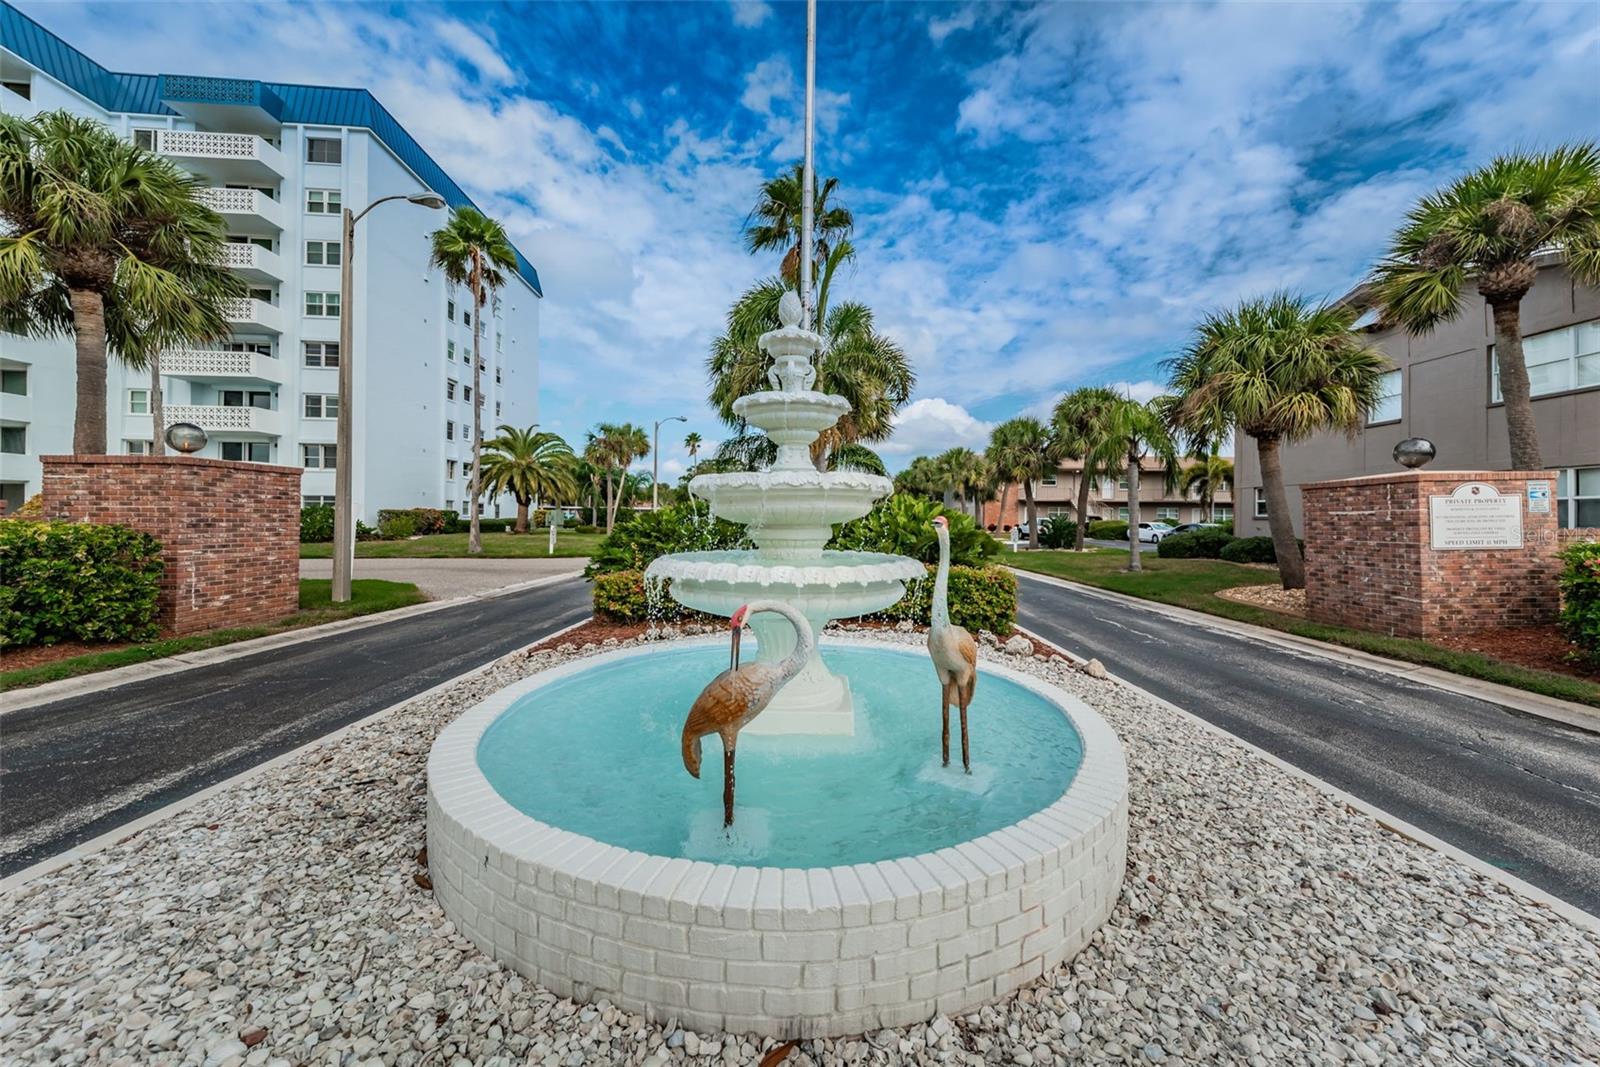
[694,470,893,555]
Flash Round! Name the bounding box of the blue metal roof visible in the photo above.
[0,1,543,296]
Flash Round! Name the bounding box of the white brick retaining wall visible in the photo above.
[426,639,1128,1039]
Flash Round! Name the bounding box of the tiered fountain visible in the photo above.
[645,290,924,735]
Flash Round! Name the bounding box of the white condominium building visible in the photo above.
[0,1,542,520]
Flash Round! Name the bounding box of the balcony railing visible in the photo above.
[220,297,283,334]
[195,187,284,231]
[217,242,284,281]
[162,349,282,383]
[156,129,286,180]
[164,404,282,437]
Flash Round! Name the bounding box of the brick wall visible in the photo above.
[41,455,301,635]
[1302,470,1561,639]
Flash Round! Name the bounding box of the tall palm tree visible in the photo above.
[893,455,946,500]
[988,417,1061,548]
[1166,293,1388,589]
[1179,453,1234,522]
[1051,386,1124,551]
[743,163,854,289]
[684,431,703,464]
[708,279,913,469]
[480,425,577,534]
[1101,397,1180,573]
[1373,144,1600,470]
[931,447,985,516]
[0,110,243,452]
[588,422,650,532]
[429,206,518,554]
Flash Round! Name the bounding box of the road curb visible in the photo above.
[1,573,585,715]
[0,616,592,893]
[1009,567,1600,735]
[1013,623,1600,934]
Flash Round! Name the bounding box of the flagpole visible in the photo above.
[800,0,816,330]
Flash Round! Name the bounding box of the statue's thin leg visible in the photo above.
[960,703,971,775]
[723,745,736,828]
[941,681,951,766]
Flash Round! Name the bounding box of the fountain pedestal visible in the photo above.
[647,291,921,735]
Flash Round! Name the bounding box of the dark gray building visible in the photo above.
[1235,257,1599,537]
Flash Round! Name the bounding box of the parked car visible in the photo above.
[1130,521,1176,543]
[1172,522,1220,535]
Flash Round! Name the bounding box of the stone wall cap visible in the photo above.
[1303,469,1558,491]
[40,454,304,477]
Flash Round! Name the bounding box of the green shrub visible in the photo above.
[0,520,164,647]
[378,512,419,540]
[573,524,600,534]
[585,502,749,578]
[1216,519,1235,535]
[300,505,334,543]
[1038,516,1077,549]
[591,570,717,624]
[879,565,1016,635]
[1219,535,1301,564]
[377,507,456,535]
[1087,519,1128,541]
[1158,527,1235,559]
[356,520,379,542]
[830,494,998,566]
[1557,540,1600,667]
[478,518,514,533]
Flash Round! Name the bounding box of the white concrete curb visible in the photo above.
[1009,567,1600,734]
[0,617,591,893]
[1013,623,1600,934]
[1,573,585,715]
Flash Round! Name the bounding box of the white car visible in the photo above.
[1130,521,1175,543]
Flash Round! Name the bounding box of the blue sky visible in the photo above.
[26,0,1600,475]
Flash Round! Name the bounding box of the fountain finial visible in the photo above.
[778,289,803,328]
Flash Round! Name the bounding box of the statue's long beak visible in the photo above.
[730,625,742,672]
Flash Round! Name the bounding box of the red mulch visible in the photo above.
[1432,624,1597,681]
[525,618,650,653]
[3,640,136,672]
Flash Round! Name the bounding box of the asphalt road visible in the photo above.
[1015,571,1600,915]
[0,577,591,876]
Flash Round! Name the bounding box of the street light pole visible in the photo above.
[799,0,816,330]
[653,415,687,511]
[331,190,447,603]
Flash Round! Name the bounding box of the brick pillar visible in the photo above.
[1301,470,1560,639]
[41,455,302,635]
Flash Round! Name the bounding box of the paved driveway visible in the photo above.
[299,556,586,599]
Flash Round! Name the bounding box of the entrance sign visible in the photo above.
[1527,480,1552,514]
[1429,482,1522,550]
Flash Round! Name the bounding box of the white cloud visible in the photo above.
[928,6,978,44]
[740,55,792,115]
[1107,380,1168,404]
[729,1,772,29]
[882,398,994,457]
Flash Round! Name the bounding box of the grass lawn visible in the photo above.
[299,530,605,560]
[1,579,428,691]
[1008,549,1600,708]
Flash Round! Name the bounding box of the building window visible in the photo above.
[1116,506,1130,521]
[0,368,26,395]
[1118,476,1130,491]
[447,341,456,361]
[1254,488,1268,518]
[303,394,339,419]
[1213,504,1233,522]
[1491,319,1600,401]
[495,401,501,417]
[306,137,342,164]
[224,341,272,355]
[2,80,31,100]
[303,341,340,367]
[446,421,455,441]
[1370,369,1402,424]
[303,443,337,469]
[1041,473,1057,487]
[495,366,502,384]
[128,389,150,414]
[221,389,272,408]
[463,309,471,327]
[463,385,473,403]
[1156,506,1179,521]
[222,441,271,462]
[306,189,341,214]
[132,128,157,150]
[303,494,335,508]
[447,460,457,480]
[0,426,25,454]
[124,439,152,455]
[445,499,455,512]
[305,292,341,317]
[447,299,456,321]
[1557,467,1600,529]
[446,380,457,401]
[304,240,342,266]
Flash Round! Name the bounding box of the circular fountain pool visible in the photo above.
[427,637,1129,1039]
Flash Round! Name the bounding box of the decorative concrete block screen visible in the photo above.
[1302,469,1561,639]
[41,455,301,635]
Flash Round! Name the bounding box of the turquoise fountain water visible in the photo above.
[477,642,1083,867]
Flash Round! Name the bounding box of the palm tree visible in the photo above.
[893,455,946,500]
[930,447,985,516]
[708,279,913,469]
[744,164,854,289]
[1101,397,1180,573]
[587,422,650,532]
[1051,387,1124,551]
[1166,293,1388,589]
[1372,144,1600,470]
[0,110,243,452]
[1180,453,1234,522]
[429,206,518,554]
[480,425,577,534]
[988,417,1061,548]
[684,431,703,465]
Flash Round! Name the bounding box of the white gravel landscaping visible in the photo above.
[3,627,1597,1067]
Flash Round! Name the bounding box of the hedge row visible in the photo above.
[592,564,1017,636]
[0,519,164,648]
[1558,540,1600,668]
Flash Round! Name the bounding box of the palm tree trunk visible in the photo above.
[69,288,108,454]
[467,255,485,555]
[1125,454,1142,572]
[1024,481,1040,550]
[1255,435,1305,589]
[515,497,530,535]
[997,484,1011,531]
[1489,300,1542,470]
[605,470,616,533]
[150,351,165,456]
[1074,468,1093,551]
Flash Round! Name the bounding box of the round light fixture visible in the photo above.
[165,422,208,454]
[1393,437,1436,470]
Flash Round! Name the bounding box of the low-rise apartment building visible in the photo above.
[0,3,542,520]
[983,457,1233,531]
[1233,257,1599,538]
